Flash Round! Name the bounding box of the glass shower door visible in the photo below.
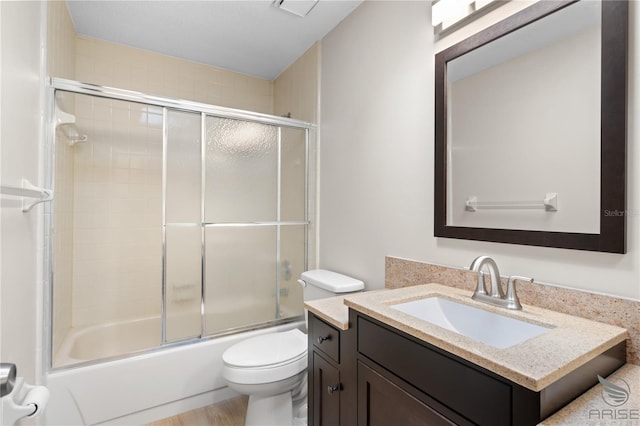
[279,127,308,319]
[164,109,203,343]
[165,113,309,339]
[50,82,312,368]
[203,117,307,335]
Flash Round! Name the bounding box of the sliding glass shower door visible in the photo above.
[202,117,307,335]
[163,113,309,342]
[164,110,203,342]
[164,110,307,342]
[51,81,312,367]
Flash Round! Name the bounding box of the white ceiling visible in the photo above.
[66,0,362,80]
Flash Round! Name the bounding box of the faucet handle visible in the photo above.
[505,276,533,310]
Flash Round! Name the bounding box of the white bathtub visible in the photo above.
[45,319,305,425]
[54,317,162,367]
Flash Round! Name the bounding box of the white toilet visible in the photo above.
[222,269,364,426]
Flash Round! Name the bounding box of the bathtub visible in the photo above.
[45,318,305,425]
[54,317,162,367]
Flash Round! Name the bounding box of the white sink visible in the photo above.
[390,297,551,349]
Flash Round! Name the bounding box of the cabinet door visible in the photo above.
[357,361,457,426]
[358,315,510,425]
[313,352,341,426]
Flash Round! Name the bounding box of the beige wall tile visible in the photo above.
[273,42,319,123]
[75,36,274,114]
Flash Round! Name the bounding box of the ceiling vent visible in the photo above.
[275,0,319,17]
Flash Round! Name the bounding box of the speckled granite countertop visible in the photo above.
[305,295,351,330]
[304,289,388,330]
[539,363,640,425]
[308,284,627,392]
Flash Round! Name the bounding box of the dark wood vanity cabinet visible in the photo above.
[350,310,625,426]
[308,313,357,426]
[308,309,625,425]
[354,312,534,425]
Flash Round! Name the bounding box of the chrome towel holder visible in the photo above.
[465,193,558,212]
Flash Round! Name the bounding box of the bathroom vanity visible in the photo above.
[308,313,351,426]
[306,285,628,425]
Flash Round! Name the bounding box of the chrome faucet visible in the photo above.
[469,256,533,310]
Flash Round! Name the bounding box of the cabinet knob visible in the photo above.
[317,335,331,344]
[327,384,340,395]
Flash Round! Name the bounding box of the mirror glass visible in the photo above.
[434,0,627,253]
[447,1,600,233]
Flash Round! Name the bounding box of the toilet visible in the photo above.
[222,269,365,426]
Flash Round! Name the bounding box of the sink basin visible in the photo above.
[390,297,551,349]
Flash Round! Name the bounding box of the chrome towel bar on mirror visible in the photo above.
[465,193,557,212]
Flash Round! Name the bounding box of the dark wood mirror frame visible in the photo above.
[434,0,628,253]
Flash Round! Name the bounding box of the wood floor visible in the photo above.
[147,396,248,426]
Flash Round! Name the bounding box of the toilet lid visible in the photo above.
[223,329,307,368]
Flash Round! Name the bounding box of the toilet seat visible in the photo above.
[222,329,308,385]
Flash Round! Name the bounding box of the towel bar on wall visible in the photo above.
[465,193,558,212]
[0,179,53,212]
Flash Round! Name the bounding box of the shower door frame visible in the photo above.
[45,77,316,370]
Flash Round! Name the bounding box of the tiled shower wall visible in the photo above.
[273,42,319,123]
[71,96,163,327]
[75,36,274,115]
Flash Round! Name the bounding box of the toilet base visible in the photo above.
[243,391,308,426]
[241,379,307,426]
[245,393,292,426]
[293,402,307,426]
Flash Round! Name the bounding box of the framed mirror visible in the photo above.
[434,0,627,253]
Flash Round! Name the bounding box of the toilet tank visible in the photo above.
[299,269,365,301]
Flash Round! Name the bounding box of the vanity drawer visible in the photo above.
[310,316,340,363]
[357,316,511,426]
